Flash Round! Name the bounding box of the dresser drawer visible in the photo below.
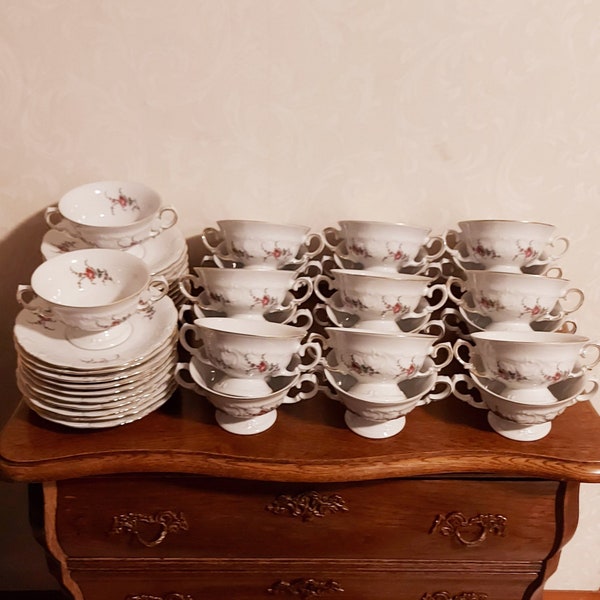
[52,475,559,561]
[71,565,541,600]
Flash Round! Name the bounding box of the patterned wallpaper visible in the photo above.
[1,0,600,589]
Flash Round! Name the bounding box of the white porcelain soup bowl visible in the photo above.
[324,366,452,419]
[457,331,600,403]
[45,181,178,249]
[315,269,447,329]
[16,248,168,350]
[178,317,321,396]
[452,371,598,441]
[201,220,323,269]
[178,295,314,330]
[175,357,317,435]
[444,219,568,273]
[315,295,440,335]
[441,304,577,337]
[446,270,584,331]
[324,327,452,398]
[322,362,452,439]
[179,266,313,318]
[323,220,443,272]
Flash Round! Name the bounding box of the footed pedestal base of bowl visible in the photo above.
[487,412,552,442]
[350,381,405,399]
[212,376,273,397]
[344,410,406,439]
[485,320,537,332]
[215,409,277,435]
[65,321,133,350]
[355,319,402,333]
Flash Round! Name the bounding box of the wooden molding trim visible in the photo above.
[0,590,598,599]
[545,593,600,599]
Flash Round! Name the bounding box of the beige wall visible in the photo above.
[1,0,600,589]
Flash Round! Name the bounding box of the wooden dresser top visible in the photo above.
[1,390,600,483]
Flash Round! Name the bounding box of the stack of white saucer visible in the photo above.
[15,298,178,428]
[15,242,179,429]
[41,181,189,307]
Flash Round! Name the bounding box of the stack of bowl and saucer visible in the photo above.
[309,220,454,439]
[175,220,324,434]
[41,181,189,307]
[316,325,453,439]
[444,219,599,440]
[14,248,178,428]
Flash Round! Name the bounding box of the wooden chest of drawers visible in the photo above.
[2,389,600,599]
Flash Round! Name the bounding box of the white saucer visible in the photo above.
[16,328,178,377]
[18,354,177,401]
[16,336,177,383]
[23,382,176,429]
[17,370,173,420]
[14,296,177,370]
[41,227,188,276]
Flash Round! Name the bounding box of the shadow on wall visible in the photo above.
[0,209,50,427]
[0,209,60,590]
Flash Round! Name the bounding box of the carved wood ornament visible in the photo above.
[266,491,348,521]
[421,593,488,600]
[429,511,507,546]
[268,578,344,597]
[110,510,189,547]
[125,595,194,600]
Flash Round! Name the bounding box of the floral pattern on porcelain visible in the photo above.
[383,243,407,263]
[346,242,373,258]
[342,294,369,312]
[94,313,134,330]
[230,241,294,263]
[211,350,281,377]
[514,240,539,262]
[471,240,501,259]
[251,290,277,309]
[493,360,573,387]
[381,298,410,317]
[29,312,56,331]
[107,189,140,215]
[209,291,231,307]
[55,239,79,253]
[348,355,380,377]
[71,261,114,289]
[264,243,293,261]
[520,298,548,319]
[344,352,418,381]
[476,294,506,312]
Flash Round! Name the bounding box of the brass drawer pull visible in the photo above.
[125,595,194,600]
[266,491,348,521]
[110,510,189,547]
[430,511,507,546]
[268,578,344,597]
[421,593,488,600]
